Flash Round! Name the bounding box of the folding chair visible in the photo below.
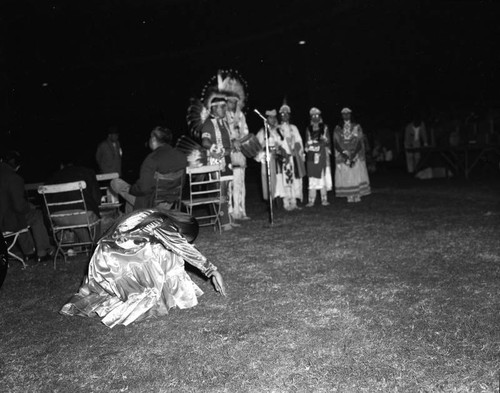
[2,227,30,269]
[153,168,186,211]
[95,172,122,218]
[181,165,223,233]
[38,181,101,269]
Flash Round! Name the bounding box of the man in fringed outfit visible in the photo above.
[226,94,251,221]
[305,107,332,207]
[255,109,287,203]
[333,107,371,203]
[278,104,305,211]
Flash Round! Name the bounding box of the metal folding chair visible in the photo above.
[2,227,30,269]
[38,181,101,269]
[95,172,122,218]
[153,168,186,210]
[181,165,223,233]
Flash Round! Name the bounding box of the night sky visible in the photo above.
[1,0,499,181]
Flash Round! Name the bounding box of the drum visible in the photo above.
[239,134,262,158]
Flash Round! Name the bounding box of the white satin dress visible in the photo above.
[60,209,218,328]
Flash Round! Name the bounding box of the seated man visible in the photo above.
[45,154,102,242]
[0,151,54,263]
[111,126,187,212]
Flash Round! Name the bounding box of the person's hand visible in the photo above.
[209,144,224,160]
[255,151,266,163]
[349,153,358,167]
[233,139,242,151]
[210,271,227,296]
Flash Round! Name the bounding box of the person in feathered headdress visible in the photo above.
[219,70,251,221]
[198,74,238,231]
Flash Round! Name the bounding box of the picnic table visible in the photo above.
[407,143,500,179]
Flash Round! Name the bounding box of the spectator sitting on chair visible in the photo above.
[45,154,101,242]
[111,126,187,213]
[0,150,54,263]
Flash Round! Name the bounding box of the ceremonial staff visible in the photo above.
[254,109,274,226]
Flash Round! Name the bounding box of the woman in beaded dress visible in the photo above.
[333,107,371,203]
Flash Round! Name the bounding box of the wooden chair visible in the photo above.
[38,181,101,269]
[95,172,122,218]
[2,227,30,269]
[153,168,186,211]
[181,165,223,233]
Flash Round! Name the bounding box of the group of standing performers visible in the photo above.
[187,70,371,223]
[255,104,306,211]
[256,105,371,206]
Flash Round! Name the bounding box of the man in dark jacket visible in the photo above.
[95,126,122,175]
[0,151,54,262]
[111,126,187,212]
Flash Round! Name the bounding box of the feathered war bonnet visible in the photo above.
[185,69,248,141]
[218,69,248,111]
[201,69,248,111]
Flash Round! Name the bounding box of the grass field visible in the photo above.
[1,167,499,392]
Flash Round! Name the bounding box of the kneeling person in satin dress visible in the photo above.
[60,208,226,328]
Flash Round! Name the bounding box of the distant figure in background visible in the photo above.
[45,154,102,242]
[304,107,332,207]
[111,126,187,213]
[333,108,371,203]
[0,151,54,263]
[255,109,286,204]
[96,126,122,175]
[404,116,428,174]
[278,104,305,211]
[226,94,251,221]
[371,138,393,172]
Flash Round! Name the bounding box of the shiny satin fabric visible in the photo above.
[60,239,203,328]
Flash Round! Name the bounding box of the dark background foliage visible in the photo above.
[1,0,499,181]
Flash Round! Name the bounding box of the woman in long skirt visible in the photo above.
[333,108,371,203]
